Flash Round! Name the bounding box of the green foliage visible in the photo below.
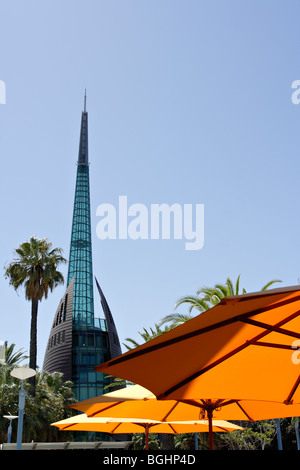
[4,235,67,302]
[0,366,76,444]
[3,342,28,366]
[0,343,29,387]
[158,313,194,328]
[103,376,133,391]
[174,433,209,450]
[4,236,67,393]
[123,323,172,351]
[132,432,211,450]
[218,421,277,450]
[160,275,282,326]
[132,433,160,450]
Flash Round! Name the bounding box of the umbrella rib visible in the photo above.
[216,426,228,432]
[159,309,300,398]
[180,398,225,417]
[111,422,123,433]
[182,398,254,421]
[286,375,300,403]
[100,296,300,368]
[97,317,239,368]
[239,317,300,340]
[159,342,250,398]
[161,401,181,421]
[159,333,281,399]
[167,423,178,434]
[235,402,254,421]
[88,401,123,417]
[132,423,148,429]
[59,423,74,431]
[250,341,299,351]
[132,422,161,432]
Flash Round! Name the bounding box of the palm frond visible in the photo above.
[5,236,66,302]
[174,276,283,323]
[159,312,194,328]
[122,338,141,351]
[261,279,282,291]
[235,274,241,295]
[175,295,208,313]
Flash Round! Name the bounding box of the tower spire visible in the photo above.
[43,98,122,403]
[77,93,89,165]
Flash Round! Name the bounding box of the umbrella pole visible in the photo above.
[295,418,300,450]
[194,432,198,450]
[276,419,283,450]
[145,424,149,450]
[207,408,213,450]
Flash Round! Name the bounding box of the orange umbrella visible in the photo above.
[95,286,300,448]
[51,413,243,450]
[68,384,300,450]
[96,285,300,403]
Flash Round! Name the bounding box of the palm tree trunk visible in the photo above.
[29,298,38,395]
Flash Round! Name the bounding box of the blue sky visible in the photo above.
[1,0,300,367]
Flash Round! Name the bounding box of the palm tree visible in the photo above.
[4,236,67,394]
[123,323,172,351]
[4,342,28,365]
[0,343,28,387]
[159,275,282,328]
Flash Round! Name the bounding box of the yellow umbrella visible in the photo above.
[51,413,243,449]
[94,286,300,448]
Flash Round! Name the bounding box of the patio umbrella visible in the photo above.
[95,285,300,403]
[51,413,243,449]
[94,285,300,448]
[68,384,300,450]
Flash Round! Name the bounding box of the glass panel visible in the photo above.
[79,369,87,382]
[87,334,94,346]
[80,387,88,401]
[88,371,96,382]
[88,354,96,365]
[81,354,88,364]
[88,386,97,398]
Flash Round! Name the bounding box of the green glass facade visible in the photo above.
[67,107,111,402]
[43,98,122,419]
[67,162,94,324]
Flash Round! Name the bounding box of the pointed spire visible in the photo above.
[77,92,88,165]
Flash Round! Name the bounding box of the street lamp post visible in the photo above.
[3,415,18,443]
[10,367,36,450]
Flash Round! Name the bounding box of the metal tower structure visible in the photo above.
[68,92,94,326]
[43,95,122,402]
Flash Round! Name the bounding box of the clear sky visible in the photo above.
[1,0,300,367]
